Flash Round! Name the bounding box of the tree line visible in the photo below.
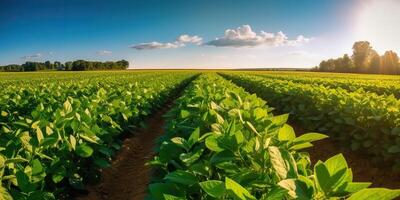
[0,60,129,72]
[314,41,399,74]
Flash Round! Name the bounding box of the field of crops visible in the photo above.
[245,71,400,98]
[0,71,197,199]
[0,71,400,199]
[221,72,400,166]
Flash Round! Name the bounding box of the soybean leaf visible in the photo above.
[179,147,204,166]
[199,180,226,198]
[269,146,289,179]
[334,182,371,195]
[205,135,224,152]
[292,133,328,144]
[0,155,5,168]
[270,114,289,126]
[289,142,314,150]
[63,99,73,114]
[314,161,347,195]
[163,194,186,200]
[225,177,256,200]
[278,124,295,142]
[171,137,190,151]
[0,186,13,200]
[324,154,348,175]
[211,150,235,164]
[263,186,288,200]
[278,179,312,200]
[164,170,198,185]
[36,127,44,143]
[188,127,200,148]
[75,144,93,158]
[347,188,400,200]
[149,183,184,200]
[31,159,43,175]
[180,110,190,118]
[16,171,35,193]
[52,166,66,183]
[93,157,111,168]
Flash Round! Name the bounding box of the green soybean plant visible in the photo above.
[147,74,400,200]
[221,73,400,170]
[0,72,197,199]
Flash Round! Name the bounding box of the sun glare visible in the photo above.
[354,0,400,53]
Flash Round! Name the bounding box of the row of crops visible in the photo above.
[147,74,400,200]
[0,72,197,199]
[220,73,400,170]
[251,73,400,98]
[251,71,400,81]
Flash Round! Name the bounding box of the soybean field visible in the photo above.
[0,71,400,200]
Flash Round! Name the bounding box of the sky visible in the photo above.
[0,0,399,68]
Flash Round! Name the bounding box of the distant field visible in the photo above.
[248,70,400,80]
[0,70,399,199]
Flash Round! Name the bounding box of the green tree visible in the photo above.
[319,60,329,72]
[368,50,381,74]
[352,41,373,73]
[333,57,344,72]
[65,62,73,71]
[44,61,53,70]
[341,54,354,72]
[381,50,399,74]
[54,61,61,70]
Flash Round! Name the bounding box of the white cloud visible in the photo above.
[130,41,182,50]
[21,53,42,60]
[130,34,202,50]
[176,34,203,45]
[295,35,311,43]
[97,50,113,55]
[20,52,56,60]
[206,25,311,48]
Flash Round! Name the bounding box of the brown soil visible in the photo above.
[292,124,400,189]
[75,104,172,200]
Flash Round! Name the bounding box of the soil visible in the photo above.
[292,124,400,189]
[75,103,172,200]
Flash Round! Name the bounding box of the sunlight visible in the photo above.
[354,0,400,53]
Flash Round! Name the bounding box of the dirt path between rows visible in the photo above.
[76,103,172,200]
[292,124,400,189]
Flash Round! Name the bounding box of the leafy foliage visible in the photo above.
[222,73,400,170]
[148,74,400,199]
[0,71,197,199]
[254,72,400,98]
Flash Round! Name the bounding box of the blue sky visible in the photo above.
[0,0,398,68]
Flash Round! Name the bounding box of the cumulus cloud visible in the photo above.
[206,25,311,48]
[176,34,203,45]
[97,50,112,55]
[21,53,43,60]
[130,34,202,50]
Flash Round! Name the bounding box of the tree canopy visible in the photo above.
[0,60,129,72]
[315,41,400,74]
